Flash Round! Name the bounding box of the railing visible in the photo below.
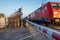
[27,20,60,40]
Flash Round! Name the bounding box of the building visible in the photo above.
[0,13,8,29]
[8,8,22,28]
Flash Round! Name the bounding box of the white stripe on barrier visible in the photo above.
[47,29,53,36]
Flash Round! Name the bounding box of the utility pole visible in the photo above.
[18,8,23,28]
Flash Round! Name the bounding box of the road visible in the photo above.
[0,27,32,40]
[0,26,49,40]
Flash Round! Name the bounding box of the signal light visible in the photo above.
[54,16,56,17]
[54,12,58,14]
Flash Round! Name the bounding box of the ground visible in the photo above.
[0,26,50,40]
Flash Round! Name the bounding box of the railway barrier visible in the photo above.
[26,20,60,40]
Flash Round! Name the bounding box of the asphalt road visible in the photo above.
[0,27,33,40]
[0,26,49,40]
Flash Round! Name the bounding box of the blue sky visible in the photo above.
[0,0,60,17]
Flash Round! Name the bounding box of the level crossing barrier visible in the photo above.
[27,20,60,40]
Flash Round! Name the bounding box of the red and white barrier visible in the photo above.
[27,20,60,40]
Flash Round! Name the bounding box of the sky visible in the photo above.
[0,0,60,17]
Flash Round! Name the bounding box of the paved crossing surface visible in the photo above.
[0,26,49,40]
[0,27,32,40]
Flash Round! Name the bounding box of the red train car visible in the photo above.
[28,2,60,24]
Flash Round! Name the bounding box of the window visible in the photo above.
[45,6,47,10]
[51,4,60,8]
[59,4,60,7]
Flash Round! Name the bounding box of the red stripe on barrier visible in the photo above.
[52,32,60,40]
[43,28,47,33]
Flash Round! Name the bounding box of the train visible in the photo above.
[26,2,60,25]
[0,13,8,29]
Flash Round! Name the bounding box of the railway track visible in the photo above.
[31,21,60,32]
[48,25,60,32]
